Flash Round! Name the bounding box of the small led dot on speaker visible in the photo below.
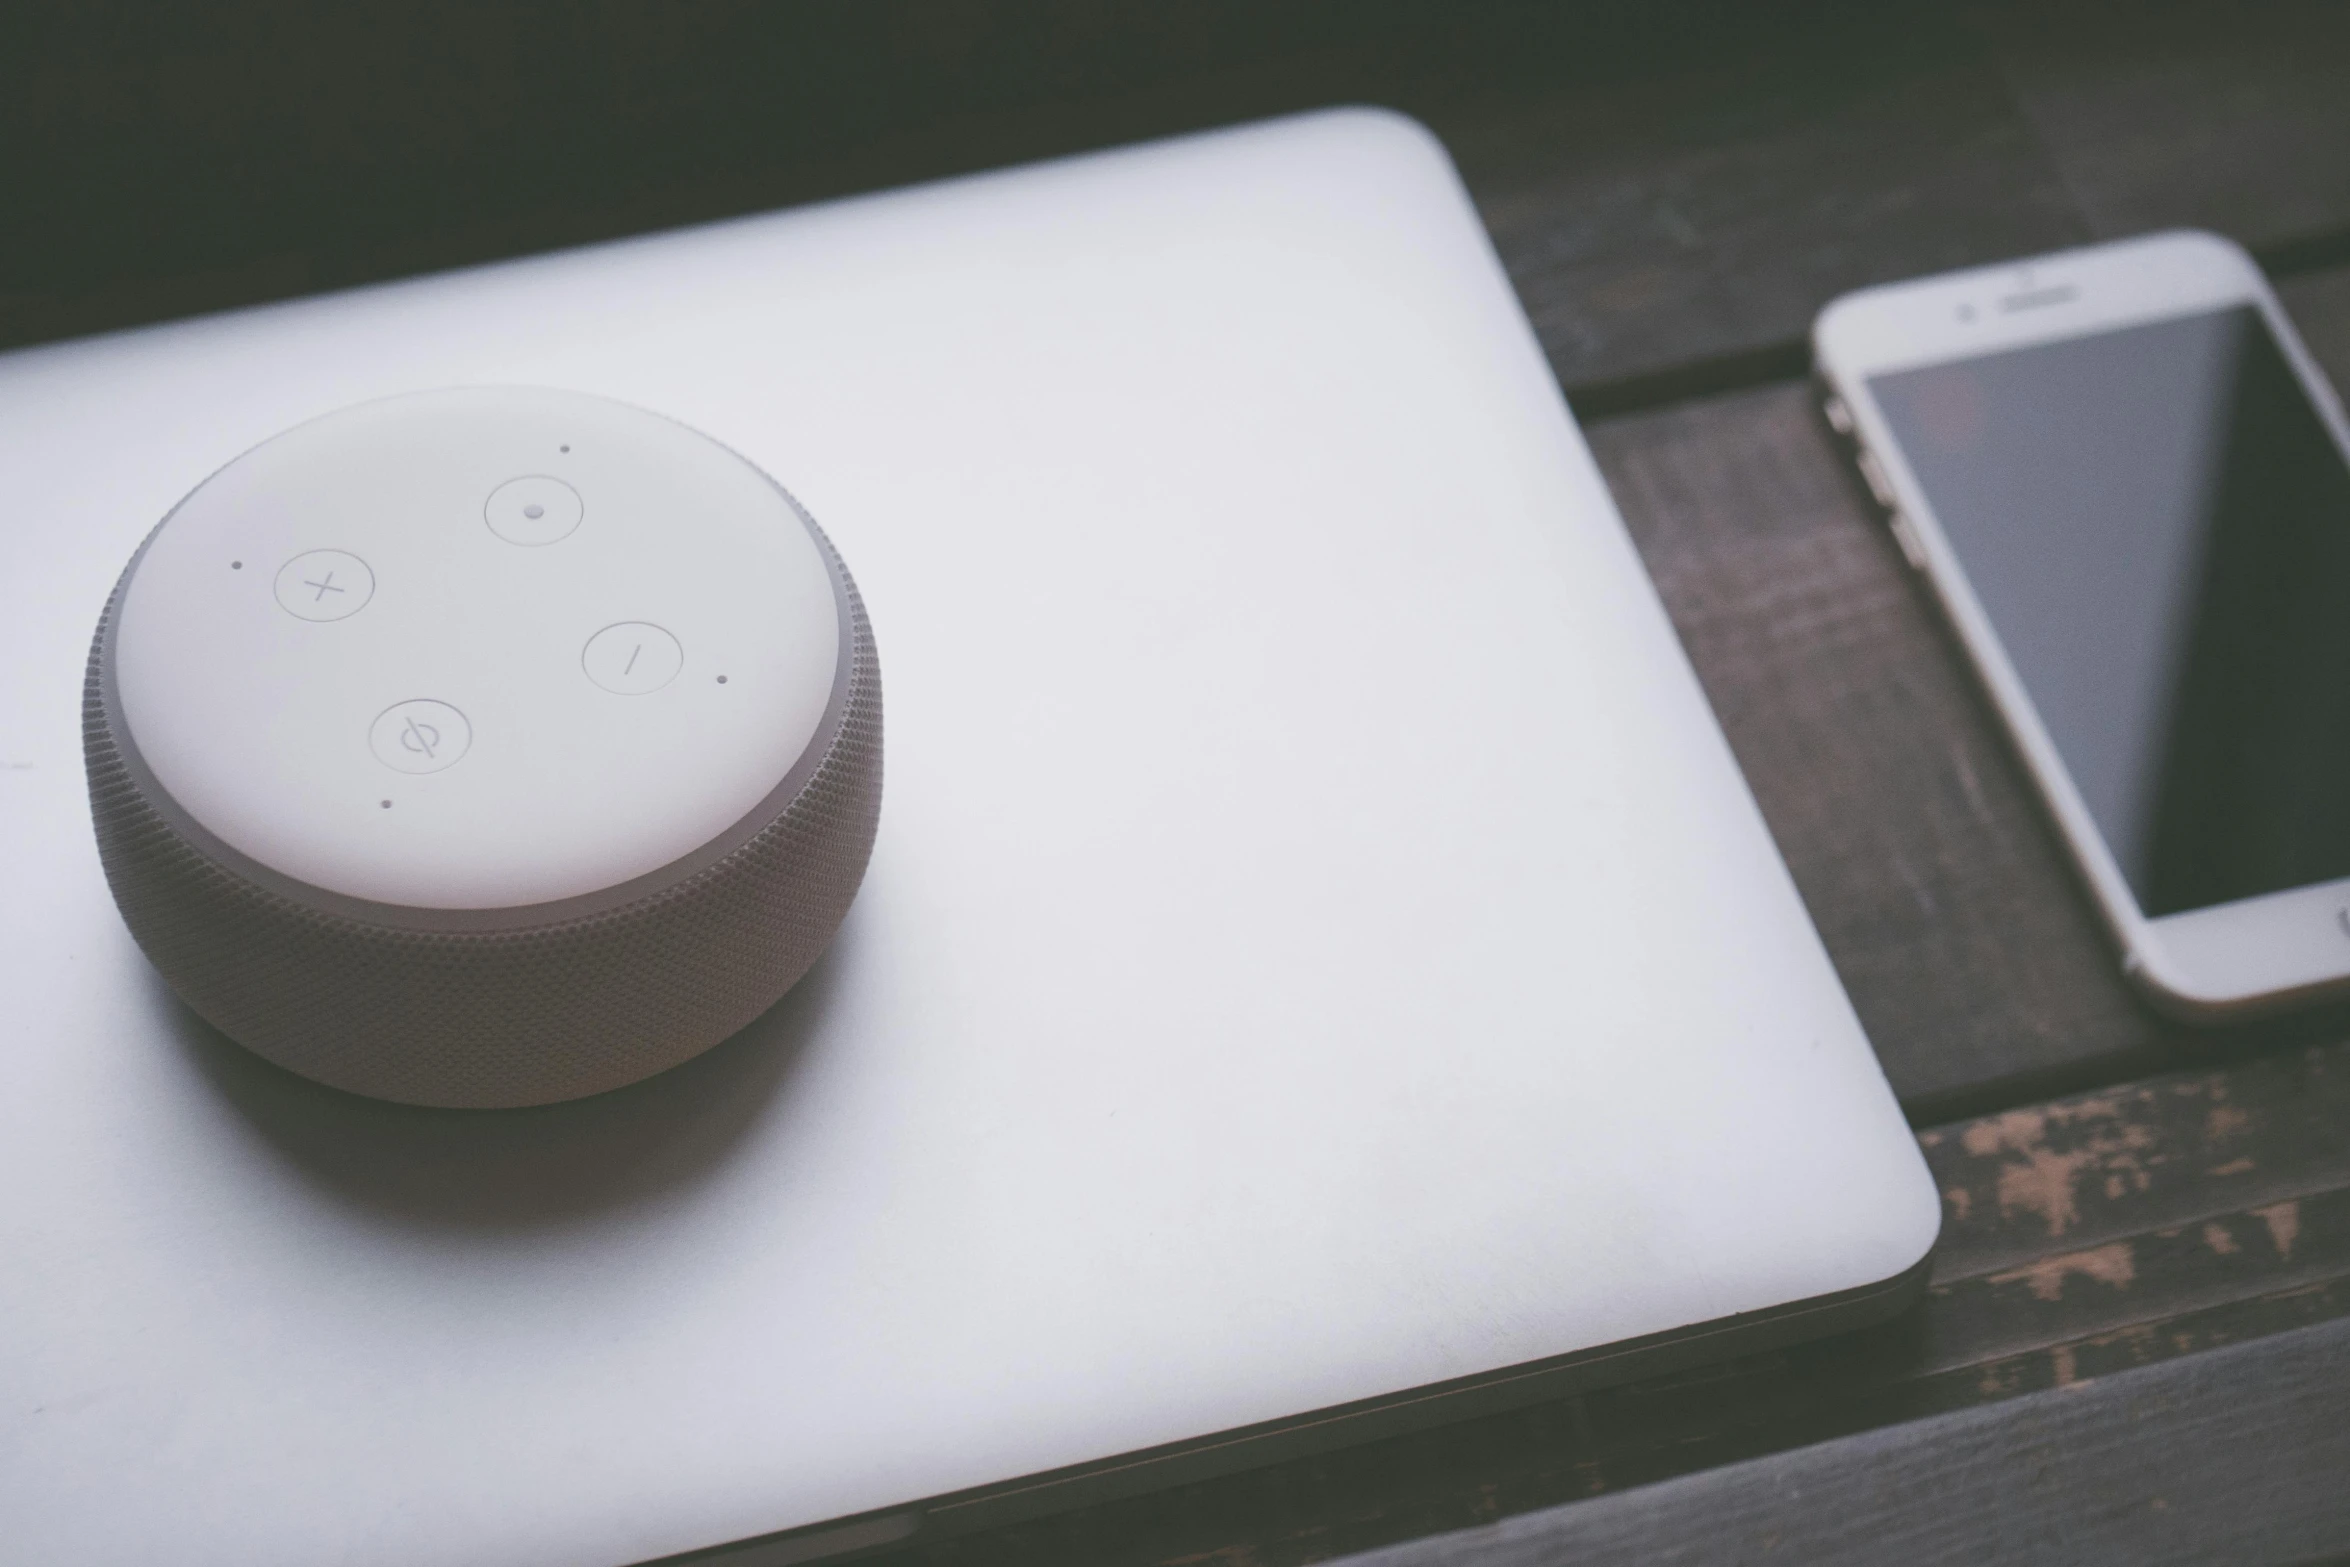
[380,800,392,809]
[559,444,571,453]
[716,674,728,684]
[231,561,243,570]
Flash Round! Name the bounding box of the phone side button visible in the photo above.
[1855,448,1897,508]
[1888,510,1929,572]
[1822,395,1855,436]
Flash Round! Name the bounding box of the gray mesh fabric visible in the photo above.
[84,528,881,1110]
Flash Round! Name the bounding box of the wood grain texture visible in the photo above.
[1927,1046,2350,1277]
[1579,256,2350,1114]
[1586,379,2183,1112]
[2280,265,2350,401]
[845,1046,2350,1567]
[1988,0,2350,256]
[1335,1314,2350,1567]
[1443,14,2091,404]
[1470,0,2350,401]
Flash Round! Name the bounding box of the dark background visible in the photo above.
[2,3,1849,346]
[16,1,2346,383]
[12,4,2350,1564]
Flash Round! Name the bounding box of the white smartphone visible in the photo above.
[1814,230,2350,1021]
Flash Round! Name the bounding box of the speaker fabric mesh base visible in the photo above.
[85,526,881,1110]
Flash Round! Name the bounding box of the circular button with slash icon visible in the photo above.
[369,699,472,775]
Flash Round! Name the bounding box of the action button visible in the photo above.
[485,475,583,545]
[1855,449,1897,509]
[274,550,375,622]
[370,699,472,775]
[1888,510,1930,572]
[583,622,684,695]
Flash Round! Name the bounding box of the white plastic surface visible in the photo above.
[0,111,1939,1567]
[113,389,840,909]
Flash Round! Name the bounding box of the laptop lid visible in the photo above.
[0,110,1938,1567]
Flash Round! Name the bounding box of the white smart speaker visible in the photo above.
[84,387,882,1108]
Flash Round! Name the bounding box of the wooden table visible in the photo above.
[13,4,2349,1561]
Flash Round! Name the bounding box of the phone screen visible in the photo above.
[1869,305,2350,918]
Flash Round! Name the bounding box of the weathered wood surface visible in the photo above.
[1488,0,2350,407]
[1341,1315,2350,1567]
[850,1044,2350,1567]
[1589,379,2182,1114]
[1451,10,2092,411]
[2279,264,2350,396]
[1579,257,2350,1116]
[1990,0,2350,262]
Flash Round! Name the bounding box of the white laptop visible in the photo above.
[0,110,1939,1567]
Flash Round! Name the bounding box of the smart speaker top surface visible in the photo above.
[114,388,840,909]
[0,111,1938,1567]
